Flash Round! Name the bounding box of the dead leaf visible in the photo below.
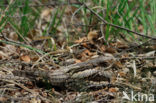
[3,45,17,55]
[75,59,81,63]
[0,51,8,59]
[74,37,87,43]
[41,8,53,22]
[8,32,18,41]
[83,49,92,56]
[0,97,7,102]
[20,55,31,63]
[80,49,95,61]
[118,72,126,77]
[31,56,39,62]
[109,87,119,92]
[116,42,128,49]
[121,53,129,58]
[138,25,144,32]
[87,30,99,44]
[81,42,89,48]
[65,6,77,15]
[100,45,106,52]
[105,47,117,54]
[41,8,52,18]
[114,61,123,68]
[27,29,39,40]
[30,98,40,103]
[122,68,130,74]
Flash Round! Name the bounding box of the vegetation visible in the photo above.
[0,0,155,102]
[0,0,155,43]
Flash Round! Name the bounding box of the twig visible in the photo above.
[30,50,64,69]
[119,56,156,60]
[2,80,52,102]
[7,22,30,45]
[0,38,45,55]
[100,23,108,45]
[2,80,36,94]
[120,39,153,53]
[117,82,141,91]
[78,1,156,40]
[1,32,29,47]
[31,49,69,69]
[71,4,84,24]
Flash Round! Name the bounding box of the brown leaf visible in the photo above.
[65,6,77,15]
[114,61,123,68]
[100,45,106,52]
[8,32,18,41]
[105,47,117,53]
[30,98,39,103]
[116,42,128,49]
[80,49,94,61]
[0,51,8,59]
[81,42,89,48]
[121,53,129,58]
[87,30,99,44]
[31,56,39,62]
[20,55,31,63]
[0,97,7,102]
[109,87,119,92]
[118,72,126,77]
[41,8,53,22]
[111,40,128,49]
[27,29,39,40]
[83,49,92,56]
[75,59,81,63]
[138,25,144,32]
[74,37,87,43]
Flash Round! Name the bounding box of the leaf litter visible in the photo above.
[0,1,156,103]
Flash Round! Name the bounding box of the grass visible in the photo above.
[79,0,156,40]
[0,0,155,47]
[0,1,155,102]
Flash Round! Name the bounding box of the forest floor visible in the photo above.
[0,0,156,103]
